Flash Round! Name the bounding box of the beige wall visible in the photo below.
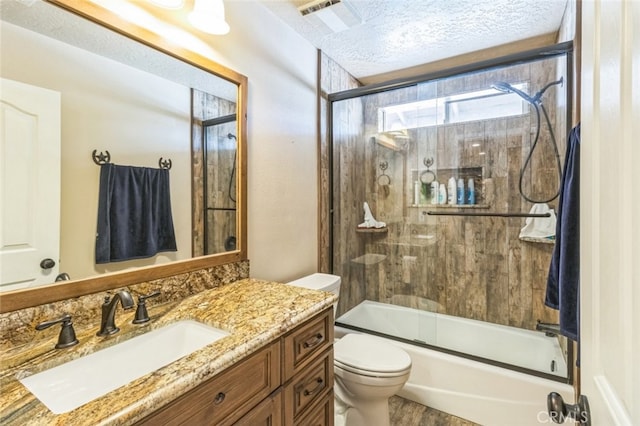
[1,22,192,280]
[220,2,320,282]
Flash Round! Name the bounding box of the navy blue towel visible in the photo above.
[546,123,580,342]
[95,163,177,264]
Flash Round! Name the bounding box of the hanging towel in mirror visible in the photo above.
[95,163,177,263]
[546,123,580,342]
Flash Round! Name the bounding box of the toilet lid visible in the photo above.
[334,333,411,374]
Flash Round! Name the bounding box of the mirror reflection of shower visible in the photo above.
[203,115,237,254]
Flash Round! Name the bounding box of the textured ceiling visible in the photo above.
[260,0,568,81]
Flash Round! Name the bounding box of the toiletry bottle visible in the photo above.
[447,177,457,205]
[414,181,421,205]
[457,178,464,205]
[438,183,446,205]
[467,178,475,205]
[430,181,439,204]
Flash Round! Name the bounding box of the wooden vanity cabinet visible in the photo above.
[282,308,334,425]
[135,307,334,426]
[136,341,281,426]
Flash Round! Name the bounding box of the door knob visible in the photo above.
[547,392,591,425]
[40,258,56,269]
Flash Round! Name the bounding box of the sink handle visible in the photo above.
[36,314,79,349]
[132,290,161,324]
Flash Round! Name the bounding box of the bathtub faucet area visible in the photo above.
[536,321,561,337]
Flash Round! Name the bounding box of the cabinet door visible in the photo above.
[136,342,280,425]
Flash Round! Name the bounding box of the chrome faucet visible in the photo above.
[97,290,135,336]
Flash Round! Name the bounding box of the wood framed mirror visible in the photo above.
[0,0,247,313]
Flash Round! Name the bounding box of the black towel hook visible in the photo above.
[92,150,111,165]
[158,157,172,170]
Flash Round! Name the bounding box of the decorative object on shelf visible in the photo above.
[358,201,386,229]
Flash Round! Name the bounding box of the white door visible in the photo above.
[579,0,639,424]
[0,78,61,291]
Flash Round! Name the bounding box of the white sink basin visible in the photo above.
[20,320,229,414]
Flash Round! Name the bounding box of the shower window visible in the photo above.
[378,83,528,131]
[329,43,573,382]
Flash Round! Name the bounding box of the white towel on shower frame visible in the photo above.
[519,203,557,239]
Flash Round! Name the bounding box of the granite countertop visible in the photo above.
[0,278,336,425]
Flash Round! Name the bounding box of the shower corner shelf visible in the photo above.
[410,204,490,209]
[519,236,555,245]
[356,227,388,234]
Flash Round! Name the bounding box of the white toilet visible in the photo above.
[287,273,412,426]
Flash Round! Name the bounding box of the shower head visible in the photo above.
[492,77,564,105]
[227,133,237,140]
[491,81,514,93]
[491,82,535,104]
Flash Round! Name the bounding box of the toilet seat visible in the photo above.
[334,334,411,378]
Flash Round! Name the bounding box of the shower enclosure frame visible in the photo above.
[202,113,238,255]
[326,41,574,384]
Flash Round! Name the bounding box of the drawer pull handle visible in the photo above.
[214,392,226,404]
[303,333,324,349]
[303,378,324,397]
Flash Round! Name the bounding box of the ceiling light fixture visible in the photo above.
[147,0,184,9]
[298,0,362,35]
[188,0,230,35]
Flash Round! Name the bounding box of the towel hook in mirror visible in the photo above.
[158,158,172,170]
[92,150,111,165]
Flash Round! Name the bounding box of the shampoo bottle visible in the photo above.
[447,177,457,205]
[414,181,421,205]
[467,178,475,205]
[457,178,465,205]
[430,181,439,204]
[438,183,446,204]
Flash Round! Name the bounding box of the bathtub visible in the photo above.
[335,300,575,426]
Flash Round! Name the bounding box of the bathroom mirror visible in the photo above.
[0,0,247,312]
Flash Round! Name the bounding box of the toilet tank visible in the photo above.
[287,273,341,315]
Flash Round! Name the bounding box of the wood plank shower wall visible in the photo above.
[332,58,565,332]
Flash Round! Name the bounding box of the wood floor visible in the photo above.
[388,396,479,426]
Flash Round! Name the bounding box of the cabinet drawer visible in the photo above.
[282,307,333,381]
[295,390,334,426]
[284,348,333,424]
[136,341,280,426]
